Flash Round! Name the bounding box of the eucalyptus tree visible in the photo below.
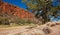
[22,0,60,24]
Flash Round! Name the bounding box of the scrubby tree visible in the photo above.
[22,0,60,24]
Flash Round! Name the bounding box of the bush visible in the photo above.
[14,18,35,25]
[0,17,35,25]
[26,20,34,24]
[0,17,10,25]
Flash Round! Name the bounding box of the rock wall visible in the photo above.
[0,1,41,24]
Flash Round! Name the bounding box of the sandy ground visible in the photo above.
[0,26,30,35]
[0,21,60,35]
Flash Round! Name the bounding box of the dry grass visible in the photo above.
[0,23,38,29]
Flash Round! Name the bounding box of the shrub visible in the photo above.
[26,20,34,24]
[14,18,35,25]
[0,17,10,25]
[0,16,35,25]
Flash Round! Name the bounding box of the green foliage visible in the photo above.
[0,16,35,25]
[12,17,35,25]
[0,17,10,25]
[22,0,60,24]
[26,20,34,24]
[15,18,26,24]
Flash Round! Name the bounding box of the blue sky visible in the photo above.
[2,0,60,9]
[2,0,27,9]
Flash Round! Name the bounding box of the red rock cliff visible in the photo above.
[0,1,41,24]
[0,1,34,19]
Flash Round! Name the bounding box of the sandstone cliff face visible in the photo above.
[0,1,42,23]
[0,0,44,24]
[0,1,33,19]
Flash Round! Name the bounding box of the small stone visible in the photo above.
[42,27,51,34]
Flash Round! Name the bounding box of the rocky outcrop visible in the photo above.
[0,1,33,19]
[0,1,42,24]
